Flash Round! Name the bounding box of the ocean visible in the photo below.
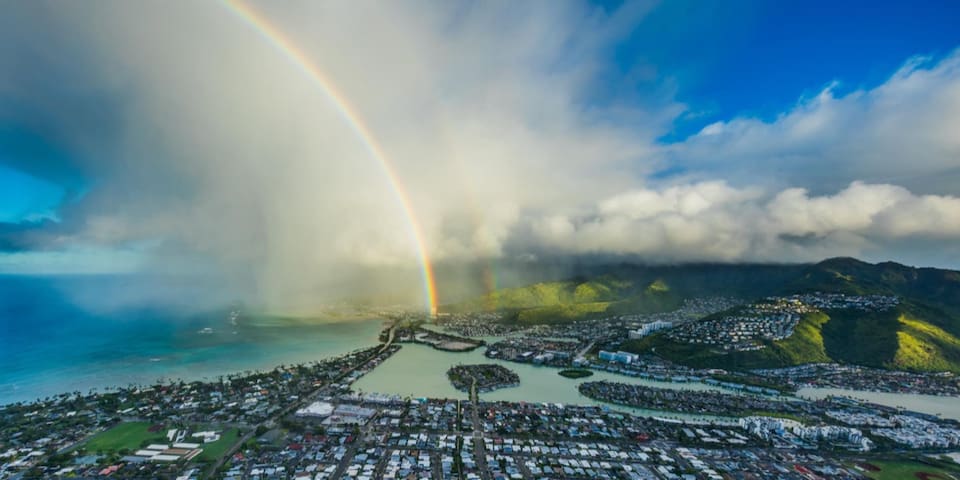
[4,276,958,422]
[0,275,384,405]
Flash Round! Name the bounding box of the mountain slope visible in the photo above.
[623,258,960,372]
[449,257,960,371]
[629,303,960,372]
[786,257,960,318]
[445,274,682,324]
[627,312,833,370]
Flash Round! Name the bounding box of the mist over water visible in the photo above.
[2,2,959,308]
[0,275,384,405]
[0,261,584,406]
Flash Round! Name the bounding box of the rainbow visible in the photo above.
[221,0,438,316]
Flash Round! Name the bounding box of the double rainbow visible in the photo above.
[221,0,438,316]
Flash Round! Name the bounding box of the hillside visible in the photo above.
[626,302,960,373]
[444,274,682,324]
[785,257,960,318]
[625,311,833,370]
[620,257,960,372]
[448,257,960,371]
[441,262,817,323]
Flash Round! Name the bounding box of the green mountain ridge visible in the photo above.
[784,257,960,317]
[445,257,960,372]
[630,258,960,373]
[444,274,682,324]
[628,302,960,373]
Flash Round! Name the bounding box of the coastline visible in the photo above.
[0,316,386,406]
[5,313,960,425]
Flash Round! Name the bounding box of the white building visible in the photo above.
[629,320,673,339]
[295,401,334,418]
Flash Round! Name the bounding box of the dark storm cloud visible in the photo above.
[0,1,958,306]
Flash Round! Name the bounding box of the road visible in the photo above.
[467,379,492,480]
[576,340,596,359]
[202,348,394,479]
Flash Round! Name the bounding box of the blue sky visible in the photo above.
[1,0,960,276]
[0,165,62,223]
[607,0,960,139]
[6,0,960,222]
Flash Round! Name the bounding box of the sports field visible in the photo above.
[83,422,168,453]
[196,428,240,462]
[856,460,960,480]
[82,422,239,463]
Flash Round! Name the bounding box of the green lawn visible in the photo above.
[83,422,241,463]
[83,422,168,453]
[196,428,240,462]
[857,459,960,480]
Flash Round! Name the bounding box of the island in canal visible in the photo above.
[558,368,594,379]
[447,364,520,393]
[383,321,484,352]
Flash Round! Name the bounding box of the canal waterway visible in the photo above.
[797,387,960,421]
[5,303,957,423]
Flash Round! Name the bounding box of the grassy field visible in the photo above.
[855,459,960,480]
[83,422,241,463]
[196,428,240,462]
[83,422,168,453]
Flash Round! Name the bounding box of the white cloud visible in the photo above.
[670,51,960,193]
[1,0,668,305]
[1,1,959,307]
[599,181,762,219]
[528,181,960,263]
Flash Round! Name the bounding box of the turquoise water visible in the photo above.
[353,342,732,422]
[0,276,385,405]
[1,314,384,405]
[3,276,957,422]
[354,342,960,422]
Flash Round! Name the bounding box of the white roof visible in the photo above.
[173,443,201,449]
[151,454,181,462]
[297,401,335,417]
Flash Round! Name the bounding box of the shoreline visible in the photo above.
[5,317,959,424]
[1,317,389,407]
